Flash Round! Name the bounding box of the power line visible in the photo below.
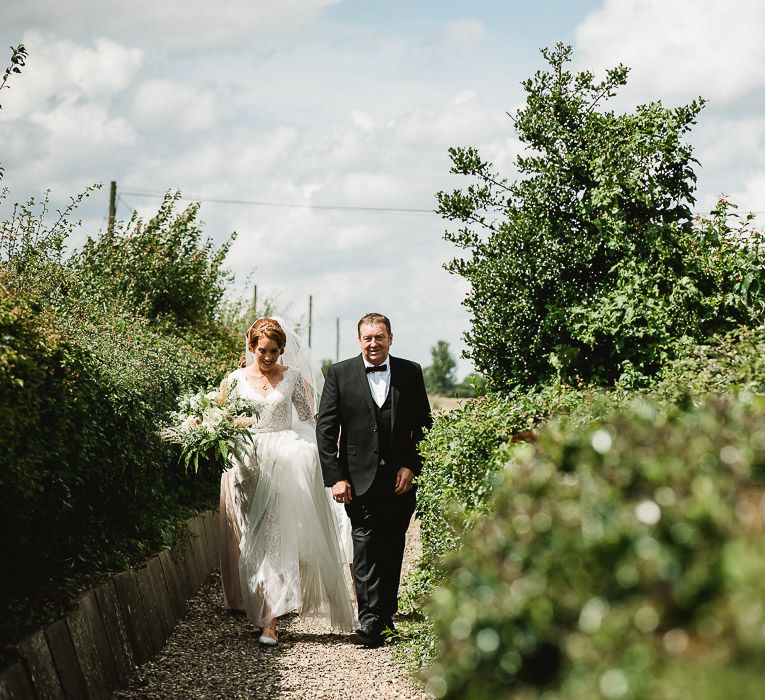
[116,187,765,220]
[119,189,435,215]
[116,193,136,217]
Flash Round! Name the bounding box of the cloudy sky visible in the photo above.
[2,0,764,375]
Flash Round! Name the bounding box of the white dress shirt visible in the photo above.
[363,355,391,407]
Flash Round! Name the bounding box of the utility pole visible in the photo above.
[308,295,313,347]
[107,181,116,235]
[336,317,340,361]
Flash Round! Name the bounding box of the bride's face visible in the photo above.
[255,336,282,372]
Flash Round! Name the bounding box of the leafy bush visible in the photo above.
[0,189,94,302]
[438,44,765,389]
[416,390,560,568]
[451,373,487,398]
[0,290,227,598]
[414,382,634,575]
[652,325,765,400]
[402,325,765,669]
[72,191,234,330]
[414,326,765,570]
[0,189,240,650]
[424,394,765,699]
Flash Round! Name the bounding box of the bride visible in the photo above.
[218,317,356,645]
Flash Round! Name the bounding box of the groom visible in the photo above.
[317,312,432,647]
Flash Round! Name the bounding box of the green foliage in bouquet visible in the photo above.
[161,380,258,474]
[423,394,765,699]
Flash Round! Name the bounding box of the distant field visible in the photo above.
[428,395,469,413]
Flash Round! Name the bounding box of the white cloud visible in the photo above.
[351,110,378,133]
[576,0,765,104]
[442,18,486,49]
[31,99,135,147]
[694,117,765,173]
[3,0,342,49]
[132,80,216,131]
[69,38,143,97]
[231,127,300,179]
[394,89,510,146]
[725,172,765,219]
[0,31,142,121]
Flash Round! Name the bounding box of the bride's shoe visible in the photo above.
[258,618,278,646]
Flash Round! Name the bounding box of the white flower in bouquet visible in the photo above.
[181,415,201,432]
[160,378,258,473]
[202,405,225,428]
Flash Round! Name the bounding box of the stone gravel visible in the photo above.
[113,520,432,700]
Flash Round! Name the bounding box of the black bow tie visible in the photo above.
[366,364,387,373]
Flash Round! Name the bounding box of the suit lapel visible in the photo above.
[353,354,377,420]
[389,356,400,428]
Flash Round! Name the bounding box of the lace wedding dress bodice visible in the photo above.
[229,367,315,432]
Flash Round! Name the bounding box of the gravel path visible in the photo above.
[113,520,432,700]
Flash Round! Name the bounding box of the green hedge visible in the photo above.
[0,286,234,630]
[413,385,622,583]
[423,393,765,698]
[400,326,765,675]
[0,188,244,655]
[414,327,765,577]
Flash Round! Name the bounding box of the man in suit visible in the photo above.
[317,312,432,647]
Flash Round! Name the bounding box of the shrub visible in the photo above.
[423,394,765,699]
[0,189,240,649]
[72,191,234,330]
[0,290,229,603]
[402,325,765,670]
[415,325,765,577]
[415,383,627,576]
[438,44,765,389]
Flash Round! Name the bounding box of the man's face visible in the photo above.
[358,322,392,365]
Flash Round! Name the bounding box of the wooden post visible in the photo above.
[308,295,313,347]
[107,181,116,235]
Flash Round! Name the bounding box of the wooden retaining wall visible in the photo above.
[0,510,219,700]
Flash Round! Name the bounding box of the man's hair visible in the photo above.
[357,312,392,336]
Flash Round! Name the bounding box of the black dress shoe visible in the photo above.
[349,621,384,648]
[380,618,397,636]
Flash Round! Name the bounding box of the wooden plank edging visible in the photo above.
[2,510,218,699]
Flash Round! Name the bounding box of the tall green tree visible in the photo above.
[424,340,458,395]
[438,43,765,389]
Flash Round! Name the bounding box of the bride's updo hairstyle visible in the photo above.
[239,317,287,367]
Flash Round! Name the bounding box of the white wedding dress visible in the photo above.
[220,366,356,632]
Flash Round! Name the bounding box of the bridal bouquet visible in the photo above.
[160,378,258,473]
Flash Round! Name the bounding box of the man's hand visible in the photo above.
[331,480,353,504]
[394,467,415,495]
